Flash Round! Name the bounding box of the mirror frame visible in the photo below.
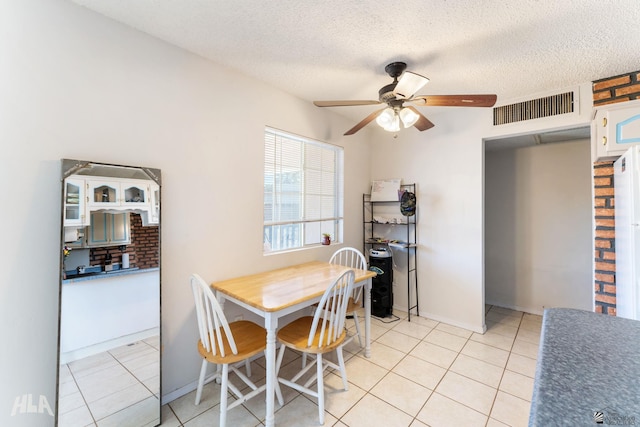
[56,159,161,426]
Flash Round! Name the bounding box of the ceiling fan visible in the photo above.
[314,62,497,136]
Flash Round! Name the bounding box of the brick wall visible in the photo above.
[130,213,159,269]
[593,72,640,106]
[593,162,616,315]
[90,213,159,270]
[592,70,640,315]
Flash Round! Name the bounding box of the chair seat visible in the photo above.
[277,316,347,354]
[346,297,360,313]
[198,320,267,365]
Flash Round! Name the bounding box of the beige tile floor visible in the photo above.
[161,306,542,427]
[58,335,160,426]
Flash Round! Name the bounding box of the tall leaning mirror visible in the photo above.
[56,159,161,426]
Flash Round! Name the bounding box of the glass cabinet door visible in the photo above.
[149,184,160,225]
[142,183,160,226]
[122,183,147,207]
[63,178,87,226]
[87,180,119,206]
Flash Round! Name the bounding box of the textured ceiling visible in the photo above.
[70,0,640,126]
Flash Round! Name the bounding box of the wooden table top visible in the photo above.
[210,261,376,312]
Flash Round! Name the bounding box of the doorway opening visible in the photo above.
[483,127,592,321]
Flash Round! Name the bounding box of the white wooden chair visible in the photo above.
[190,273,270,427]
[329,247,368,347]
[275,269,355,425]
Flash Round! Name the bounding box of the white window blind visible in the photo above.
[264,127,343,253]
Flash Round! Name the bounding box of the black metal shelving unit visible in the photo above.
[363,183,419,321]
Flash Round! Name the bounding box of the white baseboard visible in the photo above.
[161,378,201,405]
[60,327,159,365]
[485,300,544,316]
[161,354,262,405]
[392,304,486,334]
[422,312,486,334]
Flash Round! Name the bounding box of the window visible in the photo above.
[264,127,344,253]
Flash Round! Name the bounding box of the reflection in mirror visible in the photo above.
[57,159,160,426]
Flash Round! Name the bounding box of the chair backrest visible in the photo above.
[190,273,237,358]
[308,269,355,348]
[329,247,367,270]
[329,247,367,301]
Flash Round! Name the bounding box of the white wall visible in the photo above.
[0,1,371,425]
[0,2,600,425]
[485,140,593,314]
[369,93,594,333]
[370,108,491,332]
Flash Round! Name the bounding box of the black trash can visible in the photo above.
[369,248,393,318]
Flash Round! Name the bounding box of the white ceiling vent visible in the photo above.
[493,91,575,126]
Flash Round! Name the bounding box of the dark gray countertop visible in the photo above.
[62,267,158,283]
[529,308,640,426]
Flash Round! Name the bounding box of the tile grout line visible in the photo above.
[483,306,524,426]
[62,364,98,425]
[169,307,541,426]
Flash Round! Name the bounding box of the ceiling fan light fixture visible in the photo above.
[399,107,419,128]
[383,114,401,132]
[393,71,430,99]
[376,107,396,128]
[313,62,496,136]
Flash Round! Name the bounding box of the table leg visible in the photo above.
[364,277,372,358]
[264,313,277,427]
[215,291,226,382]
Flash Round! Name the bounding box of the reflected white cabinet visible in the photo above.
[122,181,149,208]
[86,179,119,208]
[86,179,149,209]
[63,178,88,227]
[85,212,131,247]
[67,174,158,227]
[142,183,160,226]
[593,99,640,161]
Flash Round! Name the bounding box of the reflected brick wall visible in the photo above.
[90,213,159,269]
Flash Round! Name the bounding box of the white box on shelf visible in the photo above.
[371,179,401,201]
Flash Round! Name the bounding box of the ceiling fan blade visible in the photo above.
[393,71,430,100]
[344,108,386,136]
[314,100,381,107]
[405,106,435,131]
[411,94,497,107]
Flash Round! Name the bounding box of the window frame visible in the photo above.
[263,127,344,254]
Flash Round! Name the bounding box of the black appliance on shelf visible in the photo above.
[369,248,393,317]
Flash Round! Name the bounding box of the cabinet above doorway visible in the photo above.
[592,98,640,161]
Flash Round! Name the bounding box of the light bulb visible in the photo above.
[376,108,395,128]
[399,107,419,128]
[384,114,400,132]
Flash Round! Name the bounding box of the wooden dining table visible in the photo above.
[210,260,376,427]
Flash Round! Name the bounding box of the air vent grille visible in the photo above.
[493,91,574,125]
